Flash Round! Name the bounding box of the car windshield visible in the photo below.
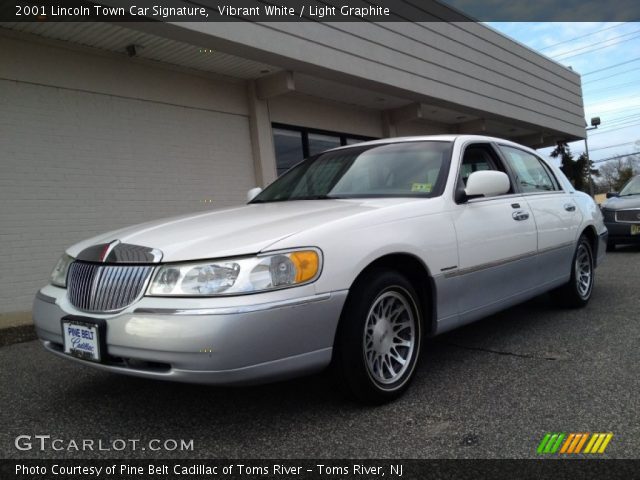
[251,141,452,202]
[619,176,640,196]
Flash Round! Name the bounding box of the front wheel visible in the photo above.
[551,235,595,308]
[333,269,423,404]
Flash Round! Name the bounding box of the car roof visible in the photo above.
[326,134,534,152]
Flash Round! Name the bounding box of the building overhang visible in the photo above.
[0,13,586,147]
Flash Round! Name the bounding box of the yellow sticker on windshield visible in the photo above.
[411,183,432,192]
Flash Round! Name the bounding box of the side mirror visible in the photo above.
[247,187,262,202]
[606,192,619,199]
[464,171,510,198]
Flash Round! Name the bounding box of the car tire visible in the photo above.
[333,269,423,404]
[551,235,595,308]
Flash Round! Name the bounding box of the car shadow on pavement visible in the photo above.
[53,291,560,414]
[22,284,621,460]
[609,244,640,253]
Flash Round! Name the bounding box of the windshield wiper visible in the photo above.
[251,195,344,203]
[290,195,346,200]
[619,193,640,197]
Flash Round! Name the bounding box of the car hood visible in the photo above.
[67,199,422,262]
[602,195,640,210]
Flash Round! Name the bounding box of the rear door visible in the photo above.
[497,144,582,283]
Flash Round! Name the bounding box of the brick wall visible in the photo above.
[0,72,255,312]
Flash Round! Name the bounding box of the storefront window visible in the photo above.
[272,124,375,176]
[273,128,304,177]
[308,133,341,156]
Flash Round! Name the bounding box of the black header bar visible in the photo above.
[2,0,639,22]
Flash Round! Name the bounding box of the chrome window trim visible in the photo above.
[466,193,523,204]
[133,292,337,316]
[519,191,565,197]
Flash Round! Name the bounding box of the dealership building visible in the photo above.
[0,10,585,315]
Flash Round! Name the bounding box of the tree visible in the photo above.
[550,141,593,193]
[618,165,635,188]
[595,154,640,192]
[574,152,593,193]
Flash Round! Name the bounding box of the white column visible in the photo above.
[247,80,277,187]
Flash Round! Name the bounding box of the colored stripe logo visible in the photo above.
[537,433,613,454]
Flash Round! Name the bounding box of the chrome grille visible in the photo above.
[615,209,640,223]
[67,262,154,312]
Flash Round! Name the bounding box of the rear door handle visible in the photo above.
[512,210,530,221]
[564,203,576,212]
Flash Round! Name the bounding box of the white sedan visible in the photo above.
[33,135,607,403]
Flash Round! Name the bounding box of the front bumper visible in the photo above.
[33,287,348,385]
[604,221,640,245]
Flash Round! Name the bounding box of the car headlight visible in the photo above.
[50,254,74,288]
[147,249,322,296]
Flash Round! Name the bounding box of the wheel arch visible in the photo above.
[341,252,437,337]
[580,224,599,257]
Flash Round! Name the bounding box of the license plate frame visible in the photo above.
[631,225,640,235]
[61,316,107,363]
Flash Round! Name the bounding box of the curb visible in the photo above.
[0,324,37,348]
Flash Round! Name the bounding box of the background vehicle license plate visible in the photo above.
[631,225,640,235]
[62,320,101,362]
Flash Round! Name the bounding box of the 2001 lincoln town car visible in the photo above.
[34,135,607,403]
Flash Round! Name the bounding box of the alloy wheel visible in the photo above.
[363,289,416,385]
[575,243,593,299]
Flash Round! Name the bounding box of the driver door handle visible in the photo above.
[512,210,530,221]
[564,203,576,212]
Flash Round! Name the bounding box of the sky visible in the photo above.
[486,22,640,166]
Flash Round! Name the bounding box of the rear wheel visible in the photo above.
[333,269,423,404]
[551,234,594,308]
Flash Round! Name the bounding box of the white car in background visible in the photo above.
[34,135,607,403]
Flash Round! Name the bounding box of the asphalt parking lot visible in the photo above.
[1,246,639,459]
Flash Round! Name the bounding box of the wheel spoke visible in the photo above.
[362,289,417,385]
[388,305,404,321]
[390,349,407,366]
[385,356,397,377]
[393,338,411,348]
[574,244,592,298]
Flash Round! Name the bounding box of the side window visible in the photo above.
[499,146,560,193]
[458,144,513,197]
[459,147,497,186]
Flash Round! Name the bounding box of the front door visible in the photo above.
[450,143,538,317]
